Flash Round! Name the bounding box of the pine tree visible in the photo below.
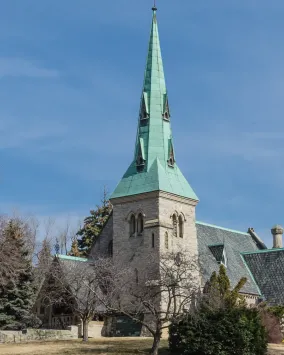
[203,264,247,310]
[0,219,40,329]
[77,189,112,256]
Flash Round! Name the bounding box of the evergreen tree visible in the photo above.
[203,264,247,310]
[0,219,40,329]
[77,189,112,256]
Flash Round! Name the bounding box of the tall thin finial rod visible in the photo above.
[152,0,157,11]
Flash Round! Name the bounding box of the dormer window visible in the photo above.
[208,244,227,268]
[167,139,175,167]
[163,94,170,121]
[140,92,149,123]
[136,138,146,172]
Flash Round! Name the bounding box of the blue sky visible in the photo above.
[1,0,284,246]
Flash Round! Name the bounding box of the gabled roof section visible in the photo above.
[111,8,198,201]
[242,248,284,305]
[196,221,261,295]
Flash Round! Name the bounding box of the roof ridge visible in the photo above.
[240,254,263,296]
[57,254,88,262]
[196,221,249,236]
[241,248,284,255]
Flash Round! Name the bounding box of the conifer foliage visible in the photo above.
[0,219,40,330]
[76,190,112,256]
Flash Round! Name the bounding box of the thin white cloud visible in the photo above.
[0,58,59,79]
[0,116,66,150]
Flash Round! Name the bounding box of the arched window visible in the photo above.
[135,268,139,284]
[178,215,184,238]
[108,240,113,257]
[165,232,169,249]
[152,233,155,248]
[130,214,136,237]
[172,214,177,237]
[137,213,144,235]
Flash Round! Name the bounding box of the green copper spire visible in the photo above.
[111,8,198,201]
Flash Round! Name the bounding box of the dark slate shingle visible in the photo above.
[242,249,284,305]
[196,222,260,295]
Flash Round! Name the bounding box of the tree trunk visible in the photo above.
[150,330,162,355]
[82,319,88,342]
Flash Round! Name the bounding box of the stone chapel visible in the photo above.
[36,6,284,334]
[90,6,284,307]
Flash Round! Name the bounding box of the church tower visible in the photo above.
[110,6,199,282]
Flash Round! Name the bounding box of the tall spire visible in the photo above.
[111,8,198,201]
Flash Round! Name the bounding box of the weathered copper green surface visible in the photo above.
[57,254,87,262]
[111,9,198,200]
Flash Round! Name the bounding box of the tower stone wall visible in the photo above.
[110,191,200,311]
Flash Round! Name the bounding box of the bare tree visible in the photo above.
[54,216,82,255]
[92,251,200,355]
[45,257,105,342]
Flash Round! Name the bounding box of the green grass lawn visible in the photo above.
[0,338,170,355]
[0,338,283,355]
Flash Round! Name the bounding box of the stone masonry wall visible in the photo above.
[158,193,199,256]
[90,214,113,258]
[0,326,78,343]
[110,191,200,315]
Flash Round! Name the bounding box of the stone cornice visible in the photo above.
[158,191,199,206]
[110,191,159,205]
[111,190,198,207]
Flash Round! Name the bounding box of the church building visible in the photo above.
[36,6,284,335]
[90,6,284,309]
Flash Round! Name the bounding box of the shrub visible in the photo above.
[169,266,268,355]
[169,307,267,355]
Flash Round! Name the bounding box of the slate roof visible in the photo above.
[196,222,262,295]
[56,255,105,313]
[242,249,284,305]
